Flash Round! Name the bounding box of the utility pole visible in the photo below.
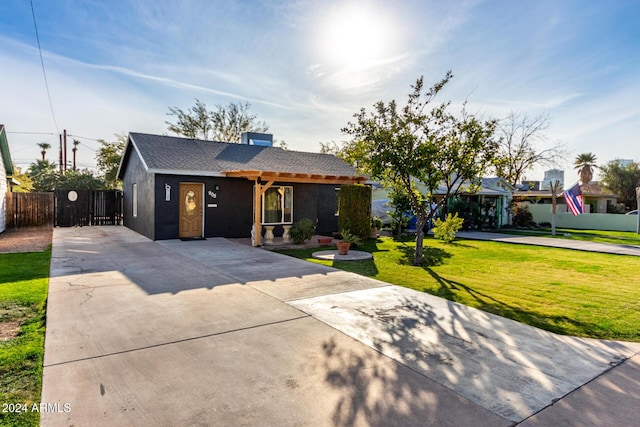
[59,133,63,173]
[63,129,68,172]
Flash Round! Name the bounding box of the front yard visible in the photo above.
[278,236,640,342]
[0,250,51,427]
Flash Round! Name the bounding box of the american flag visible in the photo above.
[563,183,584,216]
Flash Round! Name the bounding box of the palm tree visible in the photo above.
[72,139,80,171]
[27,159,58,192]
[574,152,597,185]
[37,142,51,161]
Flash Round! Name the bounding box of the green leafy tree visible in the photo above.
[56,169,106,190]
[28,160,107,191]
[600,160,640,210]
[493,111,564,186]
[342,72,499,265]
[28,159,58,192]
[574,152,598,185]
[96,134,127,189]
[10,165,34,193]
[166,99,269,143]
[387,183,412,238]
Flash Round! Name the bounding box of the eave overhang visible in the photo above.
[223,170,367,185]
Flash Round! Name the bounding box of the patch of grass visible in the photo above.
[0,250,51,427]
[277,237,640,342]
[499,228,640,246]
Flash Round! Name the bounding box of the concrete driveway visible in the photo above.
[41,227,640,426]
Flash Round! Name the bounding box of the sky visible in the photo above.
[1,0,639,181]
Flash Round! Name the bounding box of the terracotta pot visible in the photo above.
[337,241,351,255]
[317,237,333,245]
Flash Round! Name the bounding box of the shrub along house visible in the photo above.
[116,132,365,245]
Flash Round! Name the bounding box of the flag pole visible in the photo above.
[636,187,640,234]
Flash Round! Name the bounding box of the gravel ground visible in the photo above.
[0,227,53,253]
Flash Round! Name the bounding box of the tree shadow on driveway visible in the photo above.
[300,278,640,424]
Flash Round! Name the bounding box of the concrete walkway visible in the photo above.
[41,227,640,426]
[458,231,640,256]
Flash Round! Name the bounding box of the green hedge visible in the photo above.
[338,184,371,239]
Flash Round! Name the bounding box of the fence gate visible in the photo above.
[55,190,123,227]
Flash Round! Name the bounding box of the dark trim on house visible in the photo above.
[117,132,363,241]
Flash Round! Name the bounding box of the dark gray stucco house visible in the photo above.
[116,132,365,244]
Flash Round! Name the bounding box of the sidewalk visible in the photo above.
[457,231,640,256]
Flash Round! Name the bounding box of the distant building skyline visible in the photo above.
[542,169,565,190]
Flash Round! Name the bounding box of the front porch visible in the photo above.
[231,233,337,250]
[224,169,366,246]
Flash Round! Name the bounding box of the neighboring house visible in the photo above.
[116,132,365,244]
[0,125,16,233]
[514,181,618,214]
[371,177,515,228]
[429,177,515,227]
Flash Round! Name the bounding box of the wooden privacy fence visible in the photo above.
[4,190,123,228]
[5,192,55,228]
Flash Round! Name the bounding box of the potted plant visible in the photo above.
[289,218,315,244]
[370,216,382,238]
[337,230,361,255]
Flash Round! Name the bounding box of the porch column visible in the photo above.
[253,183,262,246]
[252,179,275,247]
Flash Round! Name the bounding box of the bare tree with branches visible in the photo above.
[493,111,564,186]
[166,99,269,143]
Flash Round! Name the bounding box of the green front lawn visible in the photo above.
[278,237,640,342]
[0,250,51,427]
[498,228,640,246]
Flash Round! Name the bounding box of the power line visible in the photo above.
[75,141,97,152]
[67,134,100,152]
[8,131,103,152]
[6,131,58,136]
[30,0,59,134]
[67,134,103,142]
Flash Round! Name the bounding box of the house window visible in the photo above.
[132,183,138,218]
[262,186,292,224]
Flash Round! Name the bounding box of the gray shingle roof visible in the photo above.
[124,133,358,177]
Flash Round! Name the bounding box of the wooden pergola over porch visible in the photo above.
[224,170,367,246]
